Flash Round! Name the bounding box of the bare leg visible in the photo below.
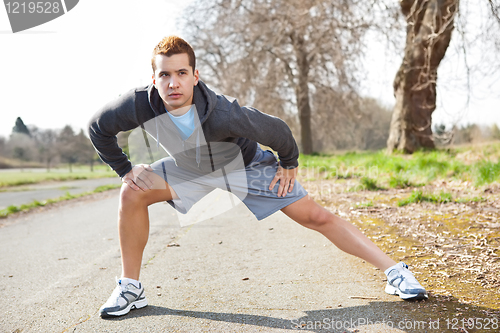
[118,173,177,280]
[281,195,396,271]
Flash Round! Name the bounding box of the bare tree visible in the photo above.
[0,136,6,158]
[7,132,36,169]
[183,0,373,154]
[58,125,79,172]
[387,0,458,153]
[36,129,59,171]
[75,129,98,171]
[28,126,59,170]
[387,0,500,153]
[311,88,392,151]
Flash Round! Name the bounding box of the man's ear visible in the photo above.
[152,74,156,87]
[194,69,199,86]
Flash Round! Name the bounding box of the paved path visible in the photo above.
[0,177,122,210]
[0,189,437,333]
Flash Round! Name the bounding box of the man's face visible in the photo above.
[152,53,199,114]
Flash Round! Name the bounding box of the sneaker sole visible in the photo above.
[385,284,428,301]
[100,298,148,318]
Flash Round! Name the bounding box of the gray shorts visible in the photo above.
[150,146,308,220]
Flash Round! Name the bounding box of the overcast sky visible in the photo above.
[1,0,498,139]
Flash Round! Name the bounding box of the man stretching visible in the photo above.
[88,36,427,318]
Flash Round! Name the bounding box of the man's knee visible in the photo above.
[119,181,177,207]
[306,205,332,230]
[120,183,147,207]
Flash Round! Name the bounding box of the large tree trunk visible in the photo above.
[293,33,314,155]
[387,0,458,153]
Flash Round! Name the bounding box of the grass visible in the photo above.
[397,191,488,206]
[299,142,500,188]
[397,190,453,206]
[354,201,374,208]
[0,183,122,218]
[388,175,416,189]
[359,177,383,191]
[475,161,500,186]
[454,196,487,204]
[0,165,116,188]
[94,184,121,193]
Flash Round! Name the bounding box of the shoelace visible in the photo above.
[401,265,418,280]
[108,278,128,302]
[388,270,405,287]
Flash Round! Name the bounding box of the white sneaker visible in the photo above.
[99,278,148,318]
[384,262,428,300]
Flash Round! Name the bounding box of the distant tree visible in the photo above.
[0,136,7,168]
[27,125,44,164]
[310,92,392,151]
[433,123,453,146]
[35,128,59,171]
[9,119,36,167]
[358,99,393,150]
[12,117,31,137]
[434,124,447,137]
[75,129,98,171]
[8,132,36,168]
[117,131,131,160]
[491,124,500,141]
[451,124,484,145]
[57,125,79,172]
[12,147,24,160]
[0,136,5,157]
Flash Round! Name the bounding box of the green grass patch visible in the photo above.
[454,196,487,204]
[398,190,453,206]
[298,143,500,188]
[0,166,116,188]
[355,201,374,208]
[360,177,383,191]
[397,191,485,206]
[5,205,20,214]
[94,184,122,193]
[388,175,416,189]
[475,161,500,186]
[0,183,121,218]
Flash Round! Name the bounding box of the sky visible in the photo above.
[0,0,194,138]
[0,0,499,139]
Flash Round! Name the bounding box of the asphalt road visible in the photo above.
[0,177,122,210]
[0,188,432,333]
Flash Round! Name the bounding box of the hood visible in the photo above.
[147,79,218,124]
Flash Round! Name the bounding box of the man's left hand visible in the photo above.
[269,166,298,197]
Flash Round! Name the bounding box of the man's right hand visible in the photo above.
[121,164,155,191]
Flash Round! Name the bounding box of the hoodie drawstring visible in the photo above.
[155,117,160,149]
[196,128,201,168]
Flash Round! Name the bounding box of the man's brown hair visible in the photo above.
[151,36,196,73]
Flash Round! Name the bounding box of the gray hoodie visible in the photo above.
[88,80,299,178]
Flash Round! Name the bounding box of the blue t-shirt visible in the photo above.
[167,106,195,140]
